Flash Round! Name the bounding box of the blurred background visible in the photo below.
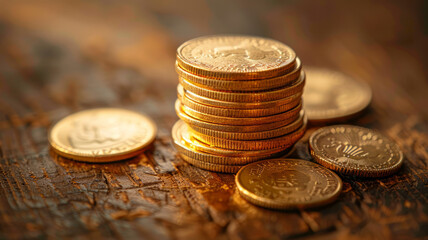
[0,0,426,126]
[0,2,427,239]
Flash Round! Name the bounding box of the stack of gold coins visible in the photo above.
[172,35,307,173]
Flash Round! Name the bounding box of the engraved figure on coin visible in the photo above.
[68,115,134,149]
[262,170,310,192]
[207,45,277,61]
[197,42,281,70]
[323,131,384,164]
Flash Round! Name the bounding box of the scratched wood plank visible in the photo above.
[0,0,427,239]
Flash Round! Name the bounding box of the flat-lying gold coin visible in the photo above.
[176,103,300,133]
[180,84,302,109]
[191,118,307,150]
[179,72,305,102]
[178,99,302,126]
[178,85,301,118]
[176,35,296,80]
[309,125,403,177]
[175,58,302,91]
[49,108,157,162]
[236,159,342,210]
[189,111,304,140]
[303,68,372,122]
[172,120,285,165]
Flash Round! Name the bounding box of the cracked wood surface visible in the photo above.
[0,1,427,239]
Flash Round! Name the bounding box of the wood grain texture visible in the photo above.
[0,0,426,239]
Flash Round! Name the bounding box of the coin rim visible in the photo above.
[179,71,305,102]
[175,58,302,90]
[178,154,242,173]
[172,120,294,165]
[188,111,304,140]
[178,99,303,126]
[178,120,295,157]
[176,102,301,133]
[191,118,307,150]
[178,86,301,118]
[180,84,303,109]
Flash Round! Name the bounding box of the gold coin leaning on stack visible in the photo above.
[303,68,372,123]
[172,35,307,173]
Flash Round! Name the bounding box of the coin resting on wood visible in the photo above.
[235,159,343,210]
[49,108,157,162]
[309,125,404,177]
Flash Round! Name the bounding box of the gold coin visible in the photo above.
[172,120,284,165]
[189,111,304,140]
[236,159,343,210]
[177,99,302,126]
[179,154,242,173]
[49,108,157,162]
[178,86,301,118]
[176,35,296,80]
[309,125,403,177]
[303,68,372,122]
[191,118,307,150]
[178,120,293,157]
[189,138,294,158]
[180,84,302,109]
[175,58,302,91]
[179,72,305,102]
[176,102,300,133]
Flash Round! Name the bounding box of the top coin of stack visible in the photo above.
[172,35,307,173]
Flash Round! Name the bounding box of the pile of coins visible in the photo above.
[46,36,402,211]
[235,125,403,210]
[46,35,404,212]
[172,36,307,173]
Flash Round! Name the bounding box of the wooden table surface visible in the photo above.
[0,1,427,239]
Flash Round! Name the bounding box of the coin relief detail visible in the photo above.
[69,115,146,151]
[236,159,342,209]
[249,161,338,201]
